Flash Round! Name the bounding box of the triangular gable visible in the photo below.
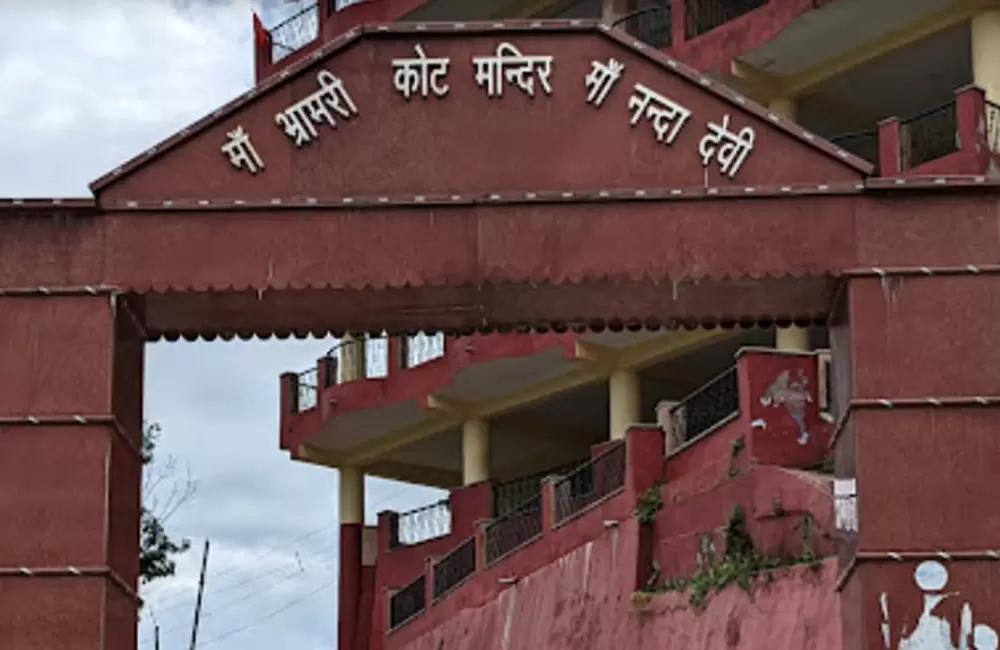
[91,20,871,207]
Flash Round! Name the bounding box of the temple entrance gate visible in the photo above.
[1,20,999,650]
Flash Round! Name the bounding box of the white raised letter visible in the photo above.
[220,125,265,175]
[472,42,554,98]
[699,114,756,179]
[585,58,625,107]
[275,69,358,147]
[393,44,451,100]
[628,82,691,145]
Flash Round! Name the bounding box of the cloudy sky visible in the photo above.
[0,1,444,648]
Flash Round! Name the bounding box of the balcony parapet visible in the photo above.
[873,85,1000,177]
[373,348,835,640]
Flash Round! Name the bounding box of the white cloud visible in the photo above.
[0,2,446,648]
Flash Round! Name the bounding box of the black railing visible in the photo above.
[394,499,451,547]
[432,537,476,601]
[491,460,584,519]
[619,1,672,49]
[900,100,957,170]
[553,442,626,525]
[388,574,426,630]
[268,3,319,63]
[829,129,880,168]
[987,101,1000,154]
[297,367,318,412]
[684,0,767,39]
[328,0,368,15]
[668,365,739,444]
[484,495,543,566]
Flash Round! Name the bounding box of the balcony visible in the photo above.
[873,85,1000,177]
[373,348,834,640]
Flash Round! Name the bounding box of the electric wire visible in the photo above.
[141,556,340,646]
[194,575,339,648]
[147,479,418,609]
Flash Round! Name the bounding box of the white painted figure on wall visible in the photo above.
[760,368,812,445]
[880,561,997,650]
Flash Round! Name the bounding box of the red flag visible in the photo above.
[252,12,269,48]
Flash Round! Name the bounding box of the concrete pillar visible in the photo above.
[768,97,798,122]
[462,419,490,485]
[338,334,365,383]
[0,292,144,649]
[337,465,365,650]
[776,326,811,352]
[601,0,629,23]
[609,369,641,440]
[339,465,365,525]
[972,9,1000,102]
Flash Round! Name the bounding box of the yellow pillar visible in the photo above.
[768,97,798,122]
[609,369,641,440]
[462,419,490,485]
[776,326,810,352]
[972,9,1000,102]
[339,335,366,383]
[339,465,365,525]
[601,0,629,23]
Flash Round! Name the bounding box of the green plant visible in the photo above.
[655,506,829,609]
[633,482,664,526]
[806,457,835,474]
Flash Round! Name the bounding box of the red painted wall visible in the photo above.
[390,517,843,650]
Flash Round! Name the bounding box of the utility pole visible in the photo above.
[154,625,161,650]
[188,539,211,650]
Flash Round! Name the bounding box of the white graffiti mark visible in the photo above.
[833,479,857,534]
[880,561,998,649]
[760,369,813,445]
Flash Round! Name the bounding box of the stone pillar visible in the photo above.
[768,97,798,121]
[834,275,1000,648]
[972,8,1000,102]
[609,369,641,440]
[339,466,365,650]
[339,334,366,383]
[462,419,490,485]
[0,291,144,650]
[775,325,810,352]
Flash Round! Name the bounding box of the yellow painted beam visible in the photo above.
[425,393,474,415]
[782,0,987,97]
[295,444,462,489]
[344,367,609,466]
[615,329,732,370]
[343,329,730,466]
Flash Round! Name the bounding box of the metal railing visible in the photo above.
[829,129,879,168]
[328,0,368,13]
[491,460,584,519]
[388,574,426,630]
[268,3,319,64]
[668,365,739,444]
[553,442,626,525]
[900,100,957,170]
[404,332,446,369]
[484,495,543,566]
[619,1,672,49]
[296,367,318,412]
[987,101,1000,154]
[432,536,476,601]
[394,499,451,547]
[684,0,767,39]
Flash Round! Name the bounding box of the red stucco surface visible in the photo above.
[389,519,843,650]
